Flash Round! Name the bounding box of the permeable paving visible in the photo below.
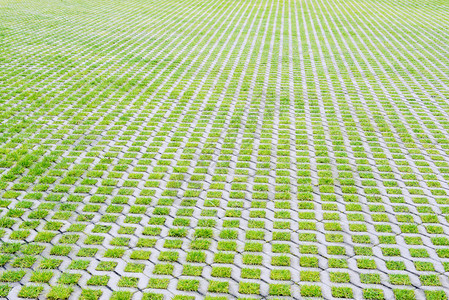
[1,0,449,299]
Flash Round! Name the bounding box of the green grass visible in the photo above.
[300,271,320,282]
[269,284,291,296]
[47,285,73,300]
[211,267,232,278]
[332,287,353,298]
[87,275,109,286]
[177,279,199,292]
[0,270,25,282]
[96,261,117,271]
[241,268,261,279]
[18,285,44,299]
[394,289,416,300]
[208,281,229,293]
[330,272,350,283]
[182,265,203,277]
[58,273,81,285]
[0,285,11,297]
[239,282,260,295]
[148,278,169,289]
[301,285,322,298]
[153,264,173,275]
[111,291,133,300]
[363,288,384,300]
[360,274,381,285]
[424,290,447,300]
[118,276,139,288]
[271,269,291,280]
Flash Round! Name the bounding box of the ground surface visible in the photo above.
[0,0,449,299]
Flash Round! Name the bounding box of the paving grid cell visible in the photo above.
[0,0,449,299]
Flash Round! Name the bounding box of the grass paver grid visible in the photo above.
[1,0,449,299]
